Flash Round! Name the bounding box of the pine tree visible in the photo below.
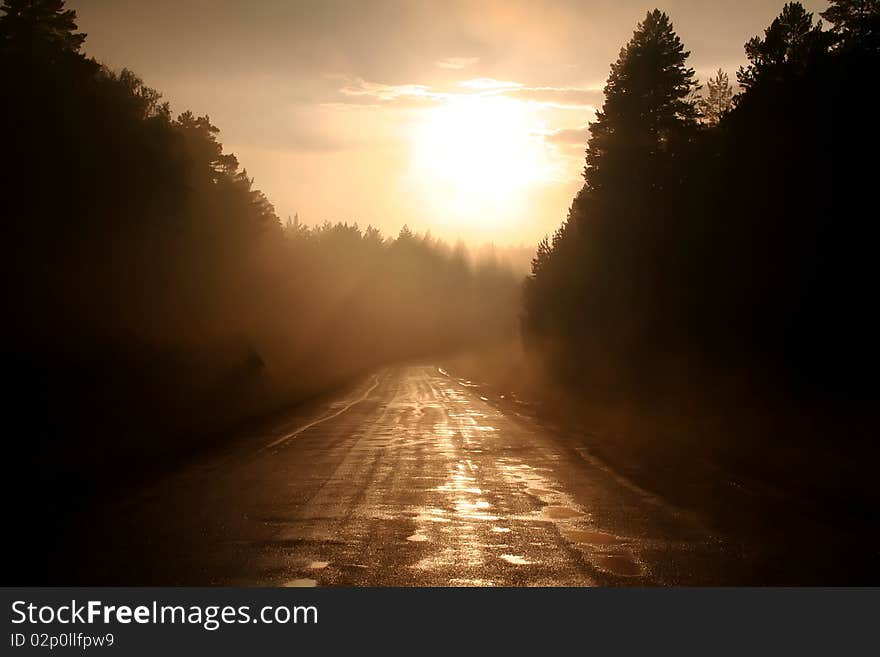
[699,69,734,126]
[821,0,880,49]
[737,3,827,90]
[530,236,552,277]
[585,9,698,192]
[0,0,86,56]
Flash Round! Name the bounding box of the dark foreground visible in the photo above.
[53,365,878,585]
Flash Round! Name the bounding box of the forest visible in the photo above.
[522,2,879,493]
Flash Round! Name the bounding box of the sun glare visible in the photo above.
[409,95,550,231]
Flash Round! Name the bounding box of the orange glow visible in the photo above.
[408,94,555,232]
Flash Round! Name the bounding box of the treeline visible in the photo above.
[1,1,519,485]
[523,2,880,434]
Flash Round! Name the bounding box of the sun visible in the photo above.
[408,94,549,231]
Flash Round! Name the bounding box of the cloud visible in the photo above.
[544,126,588,148]
[331,77,452,108]
[332,76,602,113]
[458,77,524,91]
[339,78,435,101]
[436,57,480,70]
[530,125,588,157]
[69,0,799,246]
[508,86,603,110]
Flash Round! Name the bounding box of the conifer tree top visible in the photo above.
[585,9,698,191]
[0,0,86,54]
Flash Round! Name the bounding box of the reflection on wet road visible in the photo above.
[65,365,721,585]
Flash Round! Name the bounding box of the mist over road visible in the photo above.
[59,365,744,585]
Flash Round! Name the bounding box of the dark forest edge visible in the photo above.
[517,2,880,515]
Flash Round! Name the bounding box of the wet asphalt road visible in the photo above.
[59,364,742,586]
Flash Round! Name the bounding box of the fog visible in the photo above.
[5,0,880,586]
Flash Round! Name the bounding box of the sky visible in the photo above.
[68,0,828,246]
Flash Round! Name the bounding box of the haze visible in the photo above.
[9,0,880,588]
[69,0,826,244]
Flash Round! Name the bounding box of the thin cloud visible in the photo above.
[509,86,603,110]
[339,78,437,101]
[458,77,524,91]
[436,57,480,70]
[331,76,604,116]
[544,126,588,146]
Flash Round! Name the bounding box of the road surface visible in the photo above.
[58,365,746,585]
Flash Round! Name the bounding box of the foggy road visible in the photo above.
[15,0,880,596]
[59,365,738,586]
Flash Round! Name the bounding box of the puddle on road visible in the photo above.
[595,554,643,577]
[283,578,317,587]
[397,380,648,582]
[561,529,619,546]
[543,506,583,520]
[454,500,499,522]
[307,561,329,569]
[414,507,452,524]
[526,487,553,497]
[495,456,648,580]
[499,554,532,565]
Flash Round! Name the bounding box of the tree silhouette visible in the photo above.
[523,9,701,382]
[821,0,880,47]
[698,69,734,125]
[585,9,698,193]
[524,0,880,459]
[0,0,85,56]
[737,2,827,90]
